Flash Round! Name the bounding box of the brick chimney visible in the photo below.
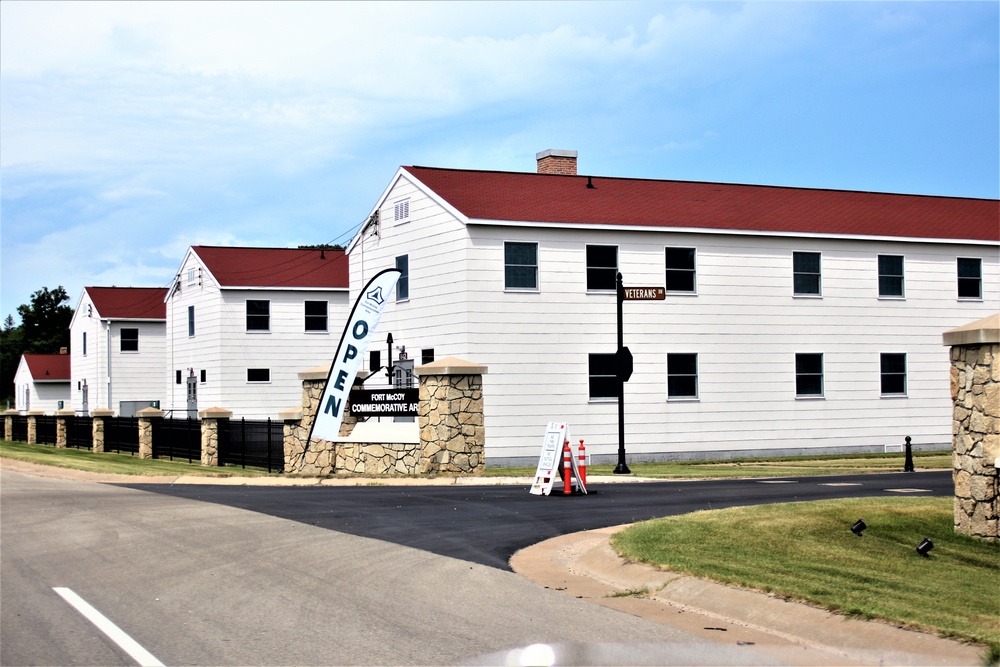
[536,149,577,175]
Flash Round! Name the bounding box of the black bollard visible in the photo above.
[903,436,914,472]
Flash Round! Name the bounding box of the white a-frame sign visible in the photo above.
[529,422,586,495]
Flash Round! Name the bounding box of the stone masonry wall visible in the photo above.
[950,342,999,541]
[418,373,485,474]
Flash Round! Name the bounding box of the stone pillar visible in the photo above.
[91,409,114,453]
[944,313,999,542]
[137,407,163,460]
[416,356,487,475]
[55,408,74,448]
[26,410,44,445]
[3,409,17,441]
[199,407,231,467]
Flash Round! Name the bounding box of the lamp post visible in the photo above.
[614,272,631,474]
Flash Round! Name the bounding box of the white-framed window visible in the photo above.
[505,242,538,291]
[588,353,618,400]
[880,353,907,396]
[957,257,983,300]
[793,252,821,296]
[396,255,409,301]
[188,306,195,337]
[665,247,696,293]
[246,300,270,332]
[120,328,139,352]
[586,245,618,292]
[795,353,824,397]
[878,255,905,298]
[667,353,698,399]
[247,368,270,383]
[305,300,328,332]
[394,199,410,223]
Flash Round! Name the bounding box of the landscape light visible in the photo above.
[916,537,934,557]
[850,519,867,536]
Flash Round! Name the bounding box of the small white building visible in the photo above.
[347,150,999,465]
[14,352,71,413]
[164,246,350,418]
[69,287,169,416]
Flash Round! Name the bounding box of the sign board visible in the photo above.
[623,286,665,301]
[348,388,419,417]
[529,422,568,496]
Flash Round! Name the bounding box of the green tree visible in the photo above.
[1,287,74,405]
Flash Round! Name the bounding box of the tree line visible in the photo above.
[1,287,74,407]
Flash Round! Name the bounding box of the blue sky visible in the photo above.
[2,1,997,323]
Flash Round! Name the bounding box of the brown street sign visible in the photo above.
[623,286,665,301]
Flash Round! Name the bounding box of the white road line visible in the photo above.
[53,587,165,667]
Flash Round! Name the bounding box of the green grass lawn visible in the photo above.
[0,440,276,476]
[611,497,999,658]
[484,451,950,479]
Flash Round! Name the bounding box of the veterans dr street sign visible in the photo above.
[622,286,665,300]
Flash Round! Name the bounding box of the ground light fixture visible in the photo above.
[916,537,934,557]
[850,519,867,536]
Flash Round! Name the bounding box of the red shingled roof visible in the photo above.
[23,354,71,382]
[403,167,999,242]
[192,246,349,289]
[86,287,168,320]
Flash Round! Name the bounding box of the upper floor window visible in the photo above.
[957,257,983,300]
[305,301,328,332]
[588,353,618,400]
[188,306,195,337]
[396,255,409,301]
[795,353,824,397]
[665,247,696,293]
[120,328,139,352]
[246,300,270,332]
[878,255,904,298]
[82,332,87,356]
[667,353,698,399]
[586,245,618,292]
[394,199,410,222]
[880,353,907,396]
[793,252,821,296]
[505,242,538,290]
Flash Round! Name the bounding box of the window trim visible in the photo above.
[246,368,271,384]
[880,352,907,397]
[587,352,618,402]
[504,241,539,292]
[664,246,697,295]
[246,299,270,333]
[795,352,825,398]
[792,251,822,297]
[586,244,619,293]
[957,257,983,301]
[120,327,139,353]
[304,300,328,333]
[187,306,195,337]
[877,254,905,299]
[666,352,699,401]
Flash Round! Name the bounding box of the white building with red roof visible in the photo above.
[348,149,999,465]
[70,286,169,416]
[14,352,71,413]
[164,246,350,418]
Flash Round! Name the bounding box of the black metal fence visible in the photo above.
[10,416,28,442]
[219,418,284,472]
[151,418,201,463]
[66,416,93,450]
[35,416,57,445]
[105,417,139,455]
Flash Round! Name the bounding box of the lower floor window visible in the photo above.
[880,353,907,396]
[795,353,824,397]
[667,353,698,399]
[247,368,270,383]
[588,353,618,400]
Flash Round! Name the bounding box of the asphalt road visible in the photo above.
[1,469,949,666]
[122,471,950,570]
